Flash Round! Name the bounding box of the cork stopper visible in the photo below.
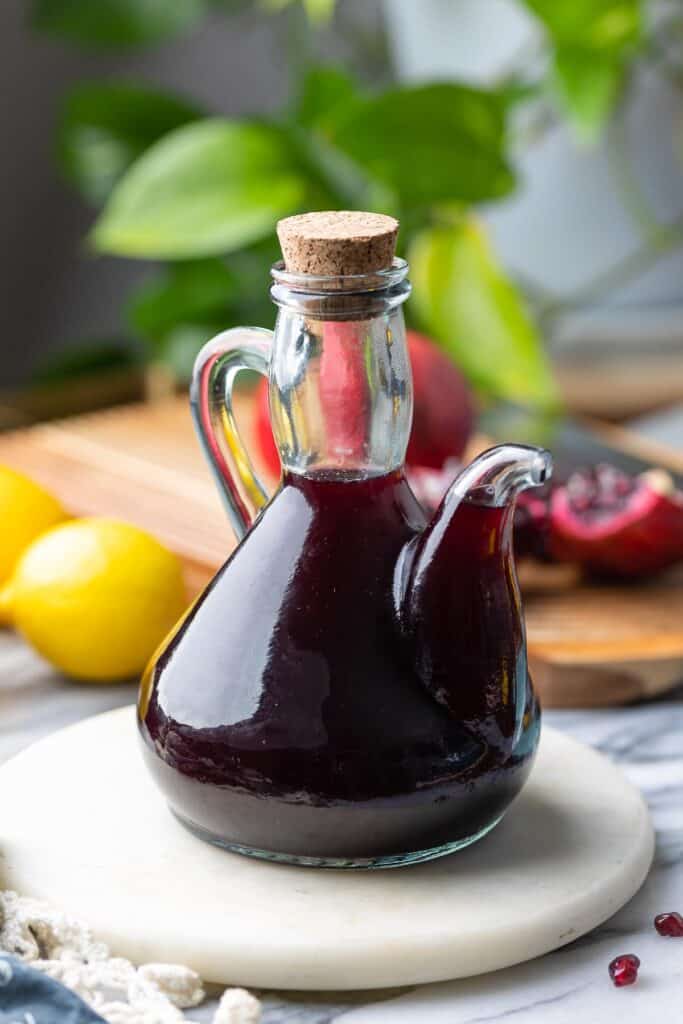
[277,211,399,278]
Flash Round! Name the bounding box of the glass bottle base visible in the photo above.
[172,810,504,869]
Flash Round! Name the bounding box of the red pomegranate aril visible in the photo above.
[654,911,683,937]
[609,954,640,987]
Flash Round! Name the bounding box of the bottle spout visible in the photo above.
[395,444,552,632]
[449,444,553,510]
[392,444,550,753]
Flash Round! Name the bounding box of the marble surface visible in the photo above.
[0,633,681,1022]
[0,709,653,991]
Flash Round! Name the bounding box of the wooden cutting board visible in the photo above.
[0,394,681,708]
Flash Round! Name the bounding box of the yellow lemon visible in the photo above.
[0,465,67,583]
[2,518,187,681]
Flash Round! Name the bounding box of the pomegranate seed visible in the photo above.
[654,912,683,937]
[609,954,640,987]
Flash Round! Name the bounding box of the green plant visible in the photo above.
[30,0,683,408]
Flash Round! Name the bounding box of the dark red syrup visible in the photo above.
[138,470,540,861]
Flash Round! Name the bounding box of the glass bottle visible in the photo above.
[138,219,551,868]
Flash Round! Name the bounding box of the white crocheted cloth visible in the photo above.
[0,890,260,1023]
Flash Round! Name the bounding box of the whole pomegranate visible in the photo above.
[405,331,474,469]
[254,329,474,477]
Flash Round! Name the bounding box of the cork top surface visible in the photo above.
[277,210,399,278]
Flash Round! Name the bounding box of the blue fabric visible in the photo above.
[0,955,105,1023]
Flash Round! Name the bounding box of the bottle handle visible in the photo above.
[190,327,274,541]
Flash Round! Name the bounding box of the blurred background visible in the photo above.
[1,11,683,1020]
[2,0,683,427]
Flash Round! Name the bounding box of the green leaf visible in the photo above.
[59,82,201,205]
[226,234,282,311]
[520,0,643,139]
[92,119,308,259]
[324,83,515,205]
[522,0,641,48]
[30,0,208,48]
[129,250,276,377]
[129,260,238,341]
[296,67,359,128]
[553,51,623,141]
[301,0,335,23]
[288,68,376,209]
[409,219,558,409]
[260,0,336,23]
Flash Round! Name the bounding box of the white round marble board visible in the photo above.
[0,707,653,992]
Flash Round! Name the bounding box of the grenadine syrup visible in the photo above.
[139,470,539,863]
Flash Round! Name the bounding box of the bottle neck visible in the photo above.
[268,261,412,479]
[269,307,412,478]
